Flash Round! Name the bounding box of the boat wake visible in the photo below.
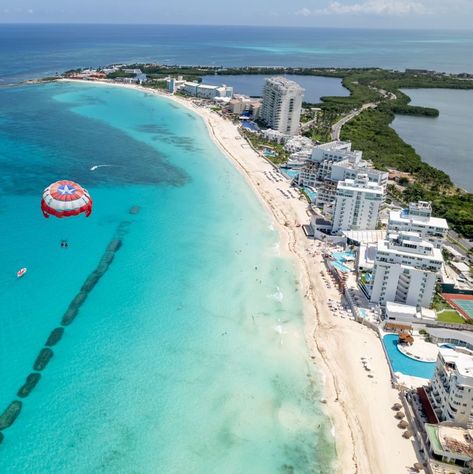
[90,164,117,171]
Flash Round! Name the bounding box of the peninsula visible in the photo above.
[56,64,473,239]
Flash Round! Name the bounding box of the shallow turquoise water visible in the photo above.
[382,334,435,379]
[0,83,335,472]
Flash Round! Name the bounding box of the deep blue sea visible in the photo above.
[1,24,473,83]
[0,81,335,471]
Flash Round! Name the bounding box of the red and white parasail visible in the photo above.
[41,180,93,218]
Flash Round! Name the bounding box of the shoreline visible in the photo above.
[58,79,419,473]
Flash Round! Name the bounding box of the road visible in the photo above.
[331,103,376,140]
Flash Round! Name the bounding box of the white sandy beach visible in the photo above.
[61,79,420,473]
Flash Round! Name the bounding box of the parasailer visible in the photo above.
[41,180,93,218]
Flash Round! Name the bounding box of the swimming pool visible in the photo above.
[330,250,354,273]
[382,334,436,379]
[304,187,317,202]
[240,121,260,132]
[332,250,355,262]
[262,148,277,158]
[280,168,300,179]
[330,260,351,273]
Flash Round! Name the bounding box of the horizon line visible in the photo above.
[0,22,472,32]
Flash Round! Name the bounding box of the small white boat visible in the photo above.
[17,267,27,278]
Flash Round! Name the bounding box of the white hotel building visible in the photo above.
[297,141,388,208]
[331,174,385,234]
[177,81,233,99]
[369,231,443,308]
[388,201,448,249]
[261,77,304,136]
[428,346,473,427]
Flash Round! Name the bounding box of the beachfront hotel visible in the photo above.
[167,78,233,99]
[427,346,473,427]
[388,201,448,249]
[260,77,304,136]
[369,232,444,308]
[331,174,385,234]
[297,141,388,209]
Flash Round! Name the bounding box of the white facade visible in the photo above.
[331,174,385,234]
[261,77,304,136]
[369,231,443,307]
[284,135,313,153]
[167,77,186,93]
[180,81,233,99]
[385,301,436,323]
[261,129,287,144]
[388,201,448,249]
[297,141,387,210]
[309,141,362,181]
[429,347,473,427]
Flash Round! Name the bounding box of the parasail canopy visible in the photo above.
[41,180,93,218]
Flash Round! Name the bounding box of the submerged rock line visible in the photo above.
[0,214,138,443]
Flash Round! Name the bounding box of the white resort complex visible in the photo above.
[388,201,449,249]
[261,77,304,136]
[369,232,444,307]
[428,346,473,427]
[298,141,388,211]
[331,174,385,234]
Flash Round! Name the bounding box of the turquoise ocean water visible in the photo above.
[0,82,335,472]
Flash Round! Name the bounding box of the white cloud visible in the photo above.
[296,0,430,16]
[295,7,312,16]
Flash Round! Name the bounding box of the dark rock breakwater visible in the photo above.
[0,213,138,443]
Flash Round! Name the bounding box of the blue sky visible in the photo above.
[0,0,472,29]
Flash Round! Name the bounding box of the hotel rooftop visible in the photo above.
[438,346,473,379]
[389,201,449,230]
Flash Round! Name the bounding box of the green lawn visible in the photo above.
[436,310,466,324]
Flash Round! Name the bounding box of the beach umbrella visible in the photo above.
[41,180,93,218]
[413,462,424,472]
[392,403,402,411]
[398,420,409,429]
[395,411,406,419]
[403,430,413,439]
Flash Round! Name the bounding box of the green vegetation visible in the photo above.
[106,70,136,79]
[145,80,168,90]
[433,293,451,311]
[432,294,467,324]
[437,311,467,324]
[241,130,288,165]
[64,63,473,237]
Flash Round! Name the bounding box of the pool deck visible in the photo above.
[397,338,439,363]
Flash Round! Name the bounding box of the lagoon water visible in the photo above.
[0,82,335,472]
[392,89,473,192]
[201,74,349,103]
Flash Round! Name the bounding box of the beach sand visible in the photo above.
[61,79,420,473]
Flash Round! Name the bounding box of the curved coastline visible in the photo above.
[55,79,418,473]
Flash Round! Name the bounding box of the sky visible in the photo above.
[0,0,472,29]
